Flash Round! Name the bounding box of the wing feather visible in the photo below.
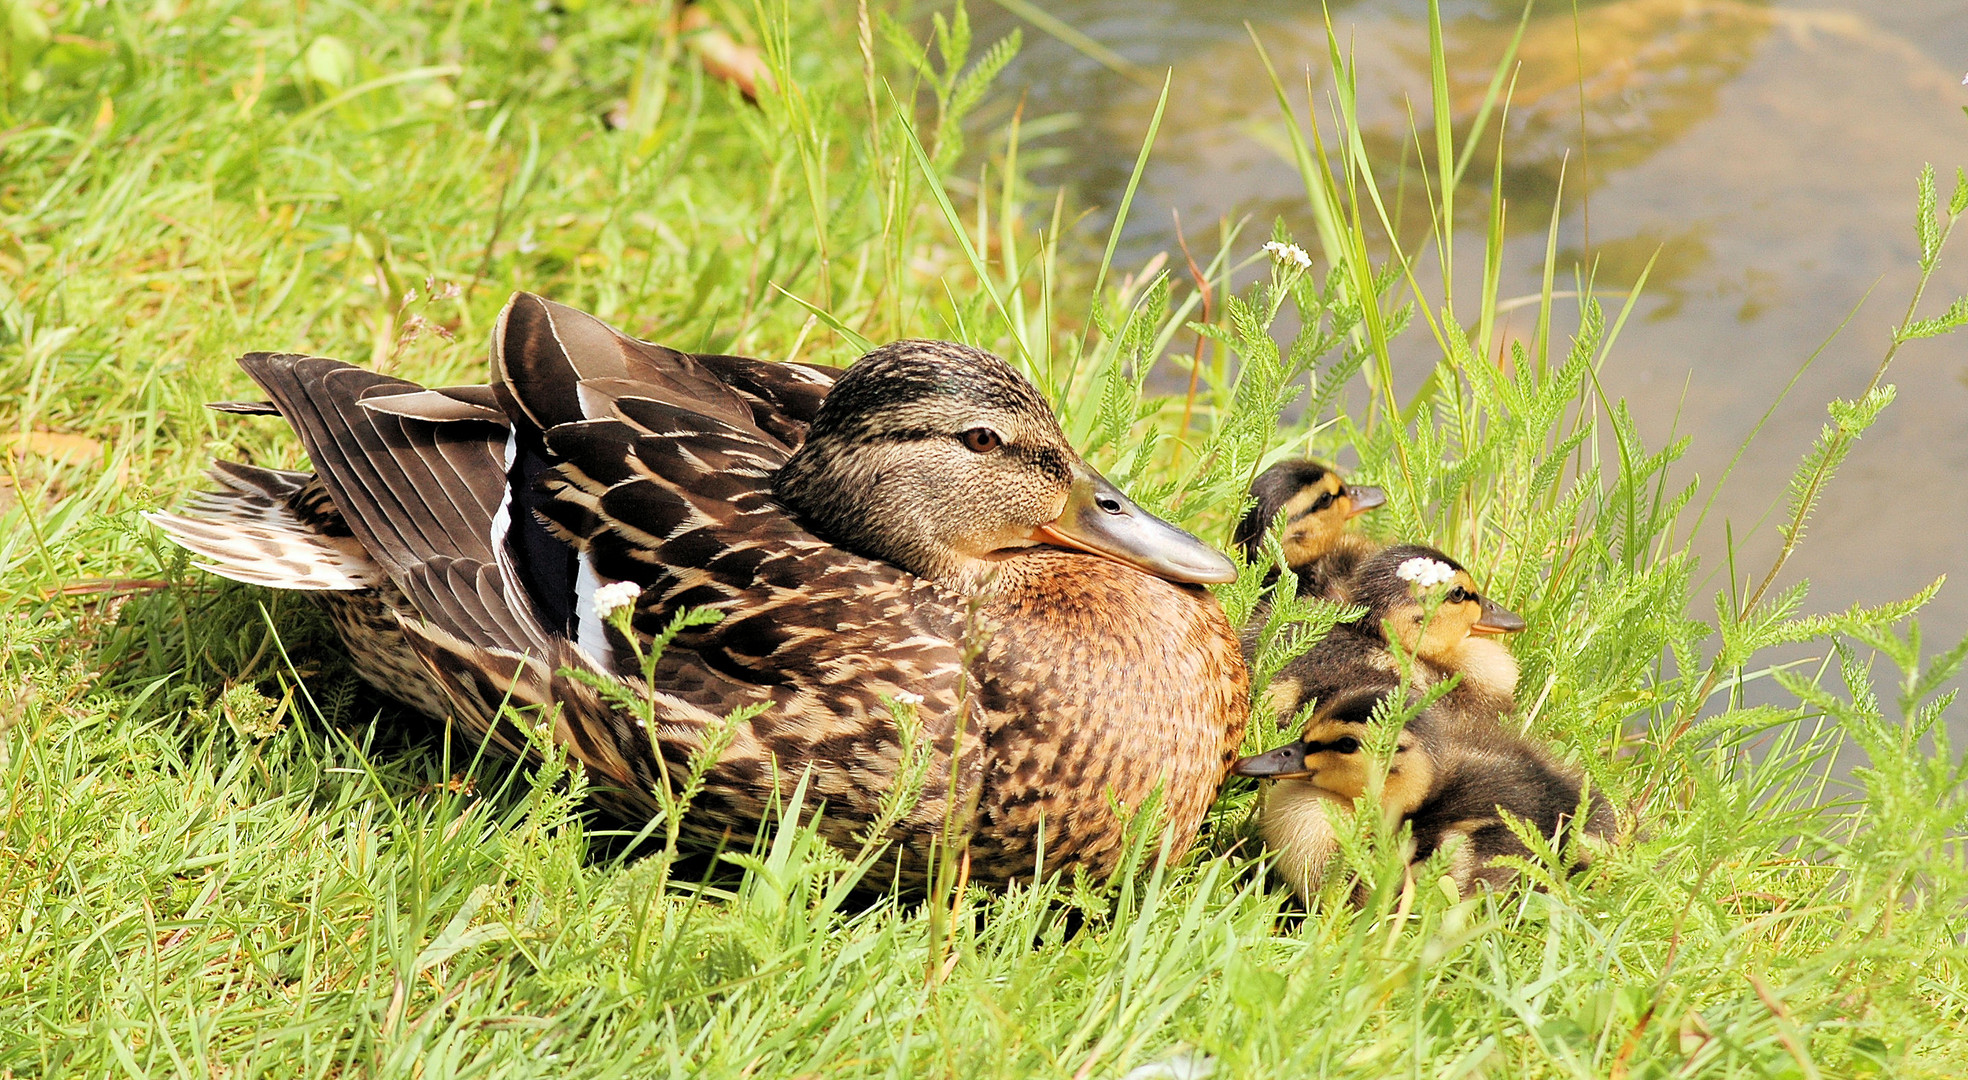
[235,352,545,653]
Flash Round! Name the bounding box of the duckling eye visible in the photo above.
[1331,736,1359,755]
[959,428,1003,453]
[1446,587,1471,604]
[1310,491,1335,512]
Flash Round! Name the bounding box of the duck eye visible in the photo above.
[1311,491,1334,512]
[1446,587,1469,603]
[959,428,1002,453]
[1331,736,1359,755]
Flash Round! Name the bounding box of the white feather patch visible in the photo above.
[486,426,558,653]
[487,428,519,570]
[573,552,612,673]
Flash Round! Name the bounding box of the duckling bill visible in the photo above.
[151,293,1250,889]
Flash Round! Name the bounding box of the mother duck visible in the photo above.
[152,294,1250,887]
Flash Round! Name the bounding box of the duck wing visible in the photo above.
[491,294,824,658]
[479,296,978,856]
[494,292,971,686]
[231,351,554,658]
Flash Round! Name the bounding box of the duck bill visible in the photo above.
[1034,463,1238,584]
[1344,484,1386,517]
[1232,741,1313,780]
[1470,597,1527,635]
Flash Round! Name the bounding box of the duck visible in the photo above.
[1261,543,1525,734]
[1232,685,1615,901]
[150,293,1251,888]
[1231,459,1385,598]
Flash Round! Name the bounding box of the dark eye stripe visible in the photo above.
[837,427,1071,482]
[1287,489,1339,523]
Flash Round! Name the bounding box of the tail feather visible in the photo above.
[144,463,384,590]
[207,400,281,415]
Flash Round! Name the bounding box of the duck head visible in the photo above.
[1232,460,1386,567]
[1232,687,1437,816]
[773,341,1236,591]
[1344,544,1524,669]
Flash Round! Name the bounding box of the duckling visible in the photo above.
[1233,686,1614,901]
[150,293,1250,889]
[1231,683,1419,902]
[1262,543,1524,735]
[1232,459,1385,598]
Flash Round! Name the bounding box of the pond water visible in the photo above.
[970,0,1968,725]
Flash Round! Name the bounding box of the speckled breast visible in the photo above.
[962,551,1250,884]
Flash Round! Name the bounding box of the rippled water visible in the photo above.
[971,0,1968,718]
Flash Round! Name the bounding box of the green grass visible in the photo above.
[5,0,1968,1076]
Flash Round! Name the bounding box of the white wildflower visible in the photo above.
[1395,556,1456,589]
[1122,1049,1217,1080]
[1262,239,1312,270]
[591,580,641,619]
[893,691,925,706]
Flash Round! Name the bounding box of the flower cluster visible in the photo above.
[1262,240,1312,270]
[591,580,642,620]
[892,690,925,707]
[1394,556,1456,589]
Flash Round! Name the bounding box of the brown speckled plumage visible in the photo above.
[966,552,1247,878]
[152,293,1248,888]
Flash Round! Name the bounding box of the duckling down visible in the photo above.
[1234,685,1616,902]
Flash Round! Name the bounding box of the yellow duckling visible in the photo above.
[1233,685,1614,901]
[1232,459,1386,598]
[1263,544,1524,734]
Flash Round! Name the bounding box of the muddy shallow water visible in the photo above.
[971,0,1968,728]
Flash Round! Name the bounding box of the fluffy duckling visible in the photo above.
[1232,460,1385,598]
[1263,544,1524,734]
[1233,686,1614,901]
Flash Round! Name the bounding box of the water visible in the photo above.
[970,0,1968,722]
